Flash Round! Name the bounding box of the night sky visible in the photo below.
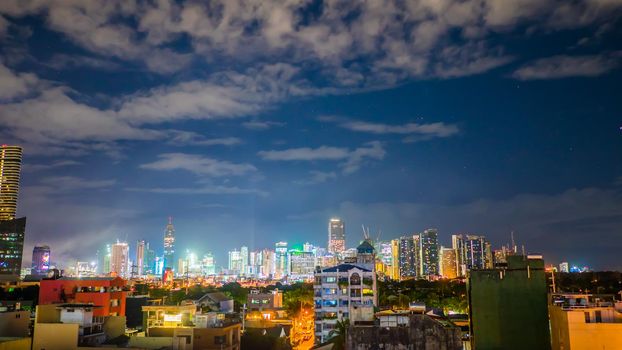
[0,1,621,270]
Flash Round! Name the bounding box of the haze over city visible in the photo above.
[0,0,621,271]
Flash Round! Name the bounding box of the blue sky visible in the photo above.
[0,0,621,270]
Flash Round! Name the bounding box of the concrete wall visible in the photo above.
[128,336,173,349]
[104,315,126,339]
[550,305,622,350]
[0,311,29,337]
[346,315,462,350]
[33,323,79,350]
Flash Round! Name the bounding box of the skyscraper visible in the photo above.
[390,239,400,280]
[32,245,51,276]
[261,249,275,278]
[440,246,457,279]
[275,241,288,279]
[419,229,439,278]
[453,234,490,276]
[144,243,156,274]
[0,217,26,281]
[398,235,418,279]
[136,240,145,276]
[110,241,129,278]
[202,253,216,275]
[240,246,249,275]
[328,218,345,254]
[0,145,22,221]
[228,249,242,274]
[163,217,175,270]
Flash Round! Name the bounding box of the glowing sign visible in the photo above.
[163,314,182,322]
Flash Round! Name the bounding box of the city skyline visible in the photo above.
[1,2,621,271]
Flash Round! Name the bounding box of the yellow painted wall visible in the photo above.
[550,305,622,350]
[0,337,31,350]
[33,323,79,350]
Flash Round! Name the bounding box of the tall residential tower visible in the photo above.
[163,217,175,270]
[328,218,345,254]
[0,145,22,221]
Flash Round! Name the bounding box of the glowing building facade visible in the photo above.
[163,217,175,270]
[32,245,51,276]
[0,145,22,221]
[110,241,129,278]
[328,218,345,254]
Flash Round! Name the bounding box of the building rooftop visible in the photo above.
[56,303,102,309]
[322,264,372,273]
[356,240,375,254]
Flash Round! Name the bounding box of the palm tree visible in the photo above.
[328,319,349,350]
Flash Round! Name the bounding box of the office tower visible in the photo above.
[110,241,129,278]
[440,246,457,279]
[390,239,400,280]
[328,218,345,254]
[261,249,275,278]
[453,234,490,276]
[289,251,315,281]
[228,249,242,274]
[468,255,551,350]
[419,229,439,278]
[144,244,156,274]
[31,244,51,276]
[398,235,418,279]
[0,145,22,221]
[275,242,288,279]
[559,262,569,273]
[248,250,262,276]
[240,246,249,275]
[303,242,314,253]
[136,240,145,276]
[0,217,26,281]
[163,217,175,270]
[201,253,216,275]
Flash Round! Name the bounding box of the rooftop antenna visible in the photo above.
[510,231,516,253]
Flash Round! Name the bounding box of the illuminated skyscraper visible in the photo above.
[144,243,155,274]
[261,249,275,278]
[32,245,51,276]
[452,234,490,276]
[275,242,288,279]
[110,241,129,278]
[419,229,439,278]
[202,253,216,275]
[398,235,419,279]
[390,239,400,280]
[0,217,25,281]
[440,246,457,279]
[163,217,175,270]
[240,246,249,275]
[0,145,22,221]
[328,218,345,254]
[136,240,145,276]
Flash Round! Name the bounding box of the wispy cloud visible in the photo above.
[259,141,385,175]
[39,176,116,192]
[242,120,285,130]
[127,185,267,196]
[44,53,123,71]
[294,171,338,185]
[22,160,82,172]
[512,53,621,80]
[167,130,242,147]
[140,153,257,178]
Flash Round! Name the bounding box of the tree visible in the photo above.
[328,319,349,350]
[282,283,313,317]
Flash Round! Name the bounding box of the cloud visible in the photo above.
[0,62,40,100]
[45,53,123,71]
[294,171,338,185]
[39,176,116,192]
[242,120,285,130]
[259,141,385,174]
[127,185,267,196]
[167,130,242,147]
[512,53,621,80]
[22,160,82,172]
[140,153,257,178]
[339,120,459,137]
[0,15,8,37]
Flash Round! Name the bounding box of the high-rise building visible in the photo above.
[144,243,156,275]
[261,249,275,278]
[240,246,249,275]
[136,240,145,276]
[0,145,22,221]
[275,242,288,279]
[328,218,345,254]
[303,242,314,253]
[99,244,112,274]
[440,246,457,279]
[390,239,400,280]
[163,217,175,270]
[201,253,216,275]
[453,234,490,276]
[228,249,242,274]
[559,262,569,273]
[32,245,51,276]
[419,229,439,278]
[0,217,26,281]
[289,251,315,281]
[110,241,129,278]
[398,235,418,279]
[468,255,551,350]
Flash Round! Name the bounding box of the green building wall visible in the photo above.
[468,255,551,350]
